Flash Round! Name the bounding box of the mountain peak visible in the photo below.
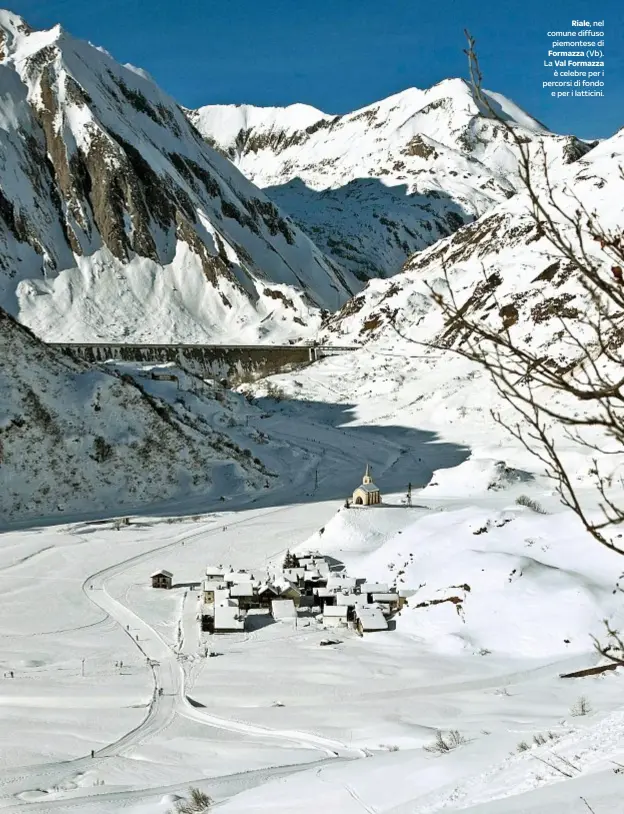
[191,82,585,285]
[0,9,31,34]
[190,100,329,149]
[379,77,471,104]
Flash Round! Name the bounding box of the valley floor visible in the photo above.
[1,353,623,814]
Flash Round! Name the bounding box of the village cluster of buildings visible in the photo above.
[200,550,405,634]
[151,547,409,636]
[149,467,413,636]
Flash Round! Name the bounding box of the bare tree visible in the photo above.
[387,33,624,664]
[570,695,592,717]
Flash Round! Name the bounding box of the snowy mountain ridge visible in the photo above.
[0,10,357,344]
[0,9,596,346]
[191,80,593,282]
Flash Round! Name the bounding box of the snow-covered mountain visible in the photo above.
[191,81,593,282]
[0,306,276,522]
[0,11,356,344]
[320,123,623,359]
[0,10,596,345]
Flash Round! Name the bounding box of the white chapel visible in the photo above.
[352,464,381,506]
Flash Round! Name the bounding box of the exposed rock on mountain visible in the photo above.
[319,126,622,362]
[0,306,273,522]
[0,11,355,344]
[191,81,592,282]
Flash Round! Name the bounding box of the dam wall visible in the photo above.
[47,343,357,384]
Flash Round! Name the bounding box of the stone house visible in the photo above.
[322,606,349,628]
[151,570,173,589]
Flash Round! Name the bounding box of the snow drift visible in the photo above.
[300,502,624,659]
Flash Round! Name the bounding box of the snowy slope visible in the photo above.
[302,499,623,658]
[3,322,624,814]
[205,495,624,814]
[196,341,624,814]
[191,80,592,282]
[0,11,355,344]
[0,306,279,522]
[254,129,624,533]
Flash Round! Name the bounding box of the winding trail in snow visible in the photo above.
[0,500,364,808]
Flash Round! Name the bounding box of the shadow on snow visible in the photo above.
[0,396,470,532]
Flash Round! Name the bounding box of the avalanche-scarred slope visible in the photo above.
[0,10,356,344]
[191,80,592,282]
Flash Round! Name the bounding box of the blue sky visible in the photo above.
[9,0,622,138]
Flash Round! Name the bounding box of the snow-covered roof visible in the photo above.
[271,576,297,592]
[323,606,348,618]
[214,601,246,631]
[230,584,254,597]
[316,561,331,577]
[336,593,358,606]
[372,593,399,603]
[228,570,256,584]
[283,568,304,580]
[271,599,297,620]
[151,569,172,578]
[257,583,279,595]
[205,567,225,578]
[327,576,356,590]
[355,483,380,493]
[360,583,388,594]
[315,588,337,598]
[203,580,227,592]
[357,606,388,631]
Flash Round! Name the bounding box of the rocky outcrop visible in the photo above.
[319,126,622,365]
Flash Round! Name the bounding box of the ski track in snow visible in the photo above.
[0,410,425,807]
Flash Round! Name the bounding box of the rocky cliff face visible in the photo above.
[191,81,593,283]
[0,11,356,344]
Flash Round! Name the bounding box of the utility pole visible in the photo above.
[407,482,412,508]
